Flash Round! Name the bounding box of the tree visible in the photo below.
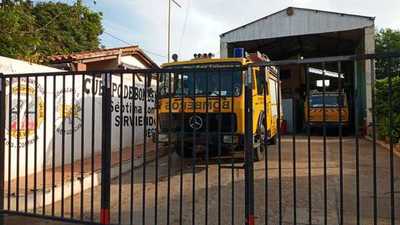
[0,0,103,62]
[375,29,400,143]
[376,28,400,54]
[0,1,40,61]
[375,28,400,79]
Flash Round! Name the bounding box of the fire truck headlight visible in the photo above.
[223,135,239,144]
[158,134,169,143]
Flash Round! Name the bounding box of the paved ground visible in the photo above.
[1,214,78,225]
[42,136,400,225]
[4,143,154,212]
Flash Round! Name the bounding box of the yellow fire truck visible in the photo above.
[157,54,282,161]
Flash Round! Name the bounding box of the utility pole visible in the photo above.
[167,0,181,62]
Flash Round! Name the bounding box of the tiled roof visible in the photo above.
[48,45,158,68]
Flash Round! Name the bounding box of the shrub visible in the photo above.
[375,75,400,143]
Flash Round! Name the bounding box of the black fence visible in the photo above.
[0,53,399,225]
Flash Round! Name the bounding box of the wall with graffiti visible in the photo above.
[4,74,156,181]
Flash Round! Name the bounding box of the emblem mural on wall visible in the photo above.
[6,78,45,148]
[55,88,82,135]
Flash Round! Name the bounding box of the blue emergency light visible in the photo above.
[233,48,245,58]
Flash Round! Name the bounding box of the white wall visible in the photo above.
[1,57,156,181]
[120,55,146,69]
[0,56,62,74]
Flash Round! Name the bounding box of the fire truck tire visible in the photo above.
[269,135,277,145]
[175,146,192,158]
[254,119,266,161]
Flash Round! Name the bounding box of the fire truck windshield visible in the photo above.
[160,70,242,97]
[309,95,345,107]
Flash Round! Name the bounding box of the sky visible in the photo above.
[60,0,400,64]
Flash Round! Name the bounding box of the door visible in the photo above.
[268,74,279,137]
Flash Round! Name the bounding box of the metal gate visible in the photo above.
[0,52,399,225]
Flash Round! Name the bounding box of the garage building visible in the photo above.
[220,7,375,133]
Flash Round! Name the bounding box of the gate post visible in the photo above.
[244,66,255,225]
[0,75,5,224]
[100,73,112,225]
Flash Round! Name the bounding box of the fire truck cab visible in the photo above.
[158,53,282,161]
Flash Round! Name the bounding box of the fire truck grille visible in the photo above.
[159,113,237,133]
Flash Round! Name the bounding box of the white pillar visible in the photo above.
[220,41,228,58]
[364,25,375,133]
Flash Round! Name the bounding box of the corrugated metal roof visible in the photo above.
[220,7,374,43]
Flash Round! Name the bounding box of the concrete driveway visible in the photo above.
[48,136,400,225]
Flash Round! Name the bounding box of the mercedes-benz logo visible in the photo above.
[189,115,203,130]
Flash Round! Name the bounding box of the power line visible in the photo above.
[178,0,191,54]
[142,49,168,59]
[84,1,168,60]
[103,31,131,45]
[80,1,166,59]
[168,0,182,62]
[102,31,167,59]
[171,0,181,8]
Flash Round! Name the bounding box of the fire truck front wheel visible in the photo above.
[175,146,192,157]
[269,135,277,145]
[254,119,266,161]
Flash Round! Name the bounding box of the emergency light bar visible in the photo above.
[233,48,245,58]
[193,53,214,59]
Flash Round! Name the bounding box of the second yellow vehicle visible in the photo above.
[157,53,282,161]
[305,91,349,128]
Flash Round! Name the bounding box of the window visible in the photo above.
[256,70,266,95]
[309,95,344,107]
[160,70,242,97]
